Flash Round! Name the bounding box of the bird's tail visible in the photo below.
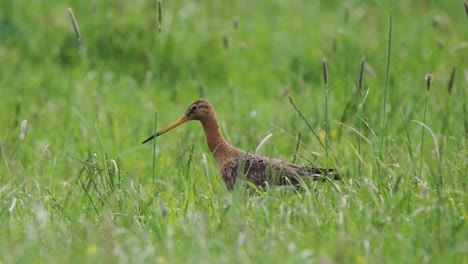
[307,167,342,181]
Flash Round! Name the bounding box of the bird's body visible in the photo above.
[143,99,340,190]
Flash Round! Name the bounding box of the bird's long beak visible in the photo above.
[142,116,189,144]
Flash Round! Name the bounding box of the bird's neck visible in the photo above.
[200,115,235,159]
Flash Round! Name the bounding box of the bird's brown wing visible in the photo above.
[235,154,339,188]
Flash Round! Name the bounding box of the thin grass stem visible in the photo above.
[322,57,329,164]
[418,91,429,180]
[357,58,366,177]
[288,96,325,150]
[292,132,301,164]
[381,13,392,152]
[158,0,162,33]
[152,110,159,186]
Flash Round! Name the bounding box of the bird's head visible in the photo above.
[184,99,214,121]
[142,99,215,143]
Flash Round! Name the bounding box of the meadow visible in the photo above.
[0,1,467,263]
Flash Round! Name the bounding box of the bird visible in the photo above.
[142,99,341,191]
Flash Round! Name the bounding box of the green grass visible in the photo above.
[1,1,467,263]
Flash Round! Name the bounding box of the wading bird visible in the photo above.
[142,99,340,190]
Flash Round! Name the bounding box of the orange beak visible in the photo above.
[142,116,189,144]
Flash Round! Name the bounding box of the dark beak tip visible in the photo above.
[142,135,156,144]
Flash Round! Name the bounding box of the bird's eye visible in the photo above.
[191,105,198,111]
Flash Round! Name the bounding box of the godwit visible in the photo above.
[142,99,340,190]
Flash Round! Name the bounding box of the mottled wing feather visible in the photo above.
[227,153,337,189]
[220,158,238,190]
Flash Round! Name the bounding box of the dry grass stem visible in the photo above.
[255,133,273,154]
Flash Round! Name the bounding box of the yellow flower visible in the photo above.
[87,244,98,255]
[318,130,337,142]
[156,256,167,264]
[355,254,367,264]
[318,130,326,143]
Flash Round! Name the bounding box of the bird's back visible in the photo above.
[220,152,338,190]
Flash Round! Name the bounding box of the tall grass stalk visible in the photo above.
[288,96,325,150]
[380,13,392,152]
[413,120,442,186]
[289,96,342,170]
[158,0,162,33]
[34,143,50,178]
[67,7,81,44]
[152,110,159,186]
[292,132,301,164]
[464,75,468,136]
[432,87,452,175]
[400,110,417,178]
[357,58,366,177]
[419,74,432,181]
[67,7,105,180]
[441,67,457,141]
[322,57,329,163]
[17,120,28,159]
[0,142,11,179]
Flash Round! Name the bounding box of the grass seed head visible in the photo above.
[425,73,433,91]
[322,57,328,85]
[432,16,440,28]
[358,57,366,91]
[279,86,291,99]
[465,1,468,18]
[20,120,28,142]
[233,17,239,30]
[223,33,229,50]
[447,67,456,94]
[67,8,81,42]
